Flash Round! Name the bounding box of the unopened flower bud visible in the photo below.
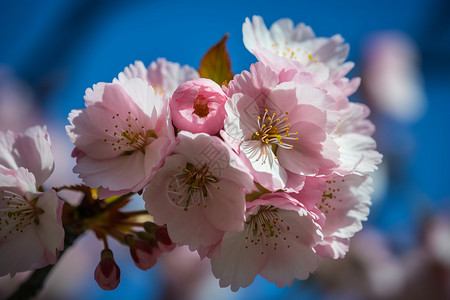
[155,226,176,252]
[94,249,120,290]
[170,78,227,135]
[129,239,161,271]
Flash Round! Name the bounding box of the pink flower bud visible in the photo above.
[156,226,176,252]
[94,249,120,290]
[170,78,227,135]
[127,236,161,271]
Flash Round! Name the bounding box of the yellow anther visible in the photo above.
[308,54,313,60]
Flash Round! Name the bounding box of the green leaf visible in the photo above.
[198,34,234,86]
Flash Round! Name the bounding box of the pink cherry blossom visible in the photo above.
[0,166,64,277]
[331,103,382,175]
[223,62,339,191]
[314,174,373,259]
[242,16,360,97]
[94,249,120,290]
[144,131,254,252]
[170,78,227,135]
[210,192,323,291]
[0,125,54,187]
[66,77,175,198]
[117,58,199,96]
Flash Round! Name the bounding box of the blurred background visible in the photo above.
[1,0,449,299]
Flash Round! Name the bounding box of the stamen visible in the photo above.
[167,164,219,211]
[0,190,42,240]
[249,109,299,163]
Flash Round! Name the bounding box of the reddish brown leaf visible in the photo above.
[198,34,234,86]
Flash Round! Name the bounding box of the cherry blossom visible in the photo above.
[67,77,175,198]
[223,62,339,191]
[170,78,227,135]
[314,174,373,259]
[0,126,54,187]
[0,166,64,277]
[211,192,323,291]
[242,15,360,97]
[117,58,199,96]
[144,131,254,251]
[330,103,382,175]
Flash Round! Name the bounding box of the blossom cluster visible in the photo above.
[0,15,381,292]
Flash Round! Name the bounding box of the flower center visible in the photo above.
[103,111,158,154]
[248,109,298,163]
[244,205,294,254]
[167,163,219,211]
[317,178,344,214]
[192,95,210,118]
[0,189,43,240]
[271,41,319,64]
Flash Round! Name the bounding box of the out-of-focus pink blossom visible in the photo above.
[94,249,120,290]
[0,166,64,277]
[0,126,54,187]
[0,67,38,131]
[363,32,427,123]
[425,215,450,267]
[316,228,406,299]
[170,78,227,135]
[158,246,212,300]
